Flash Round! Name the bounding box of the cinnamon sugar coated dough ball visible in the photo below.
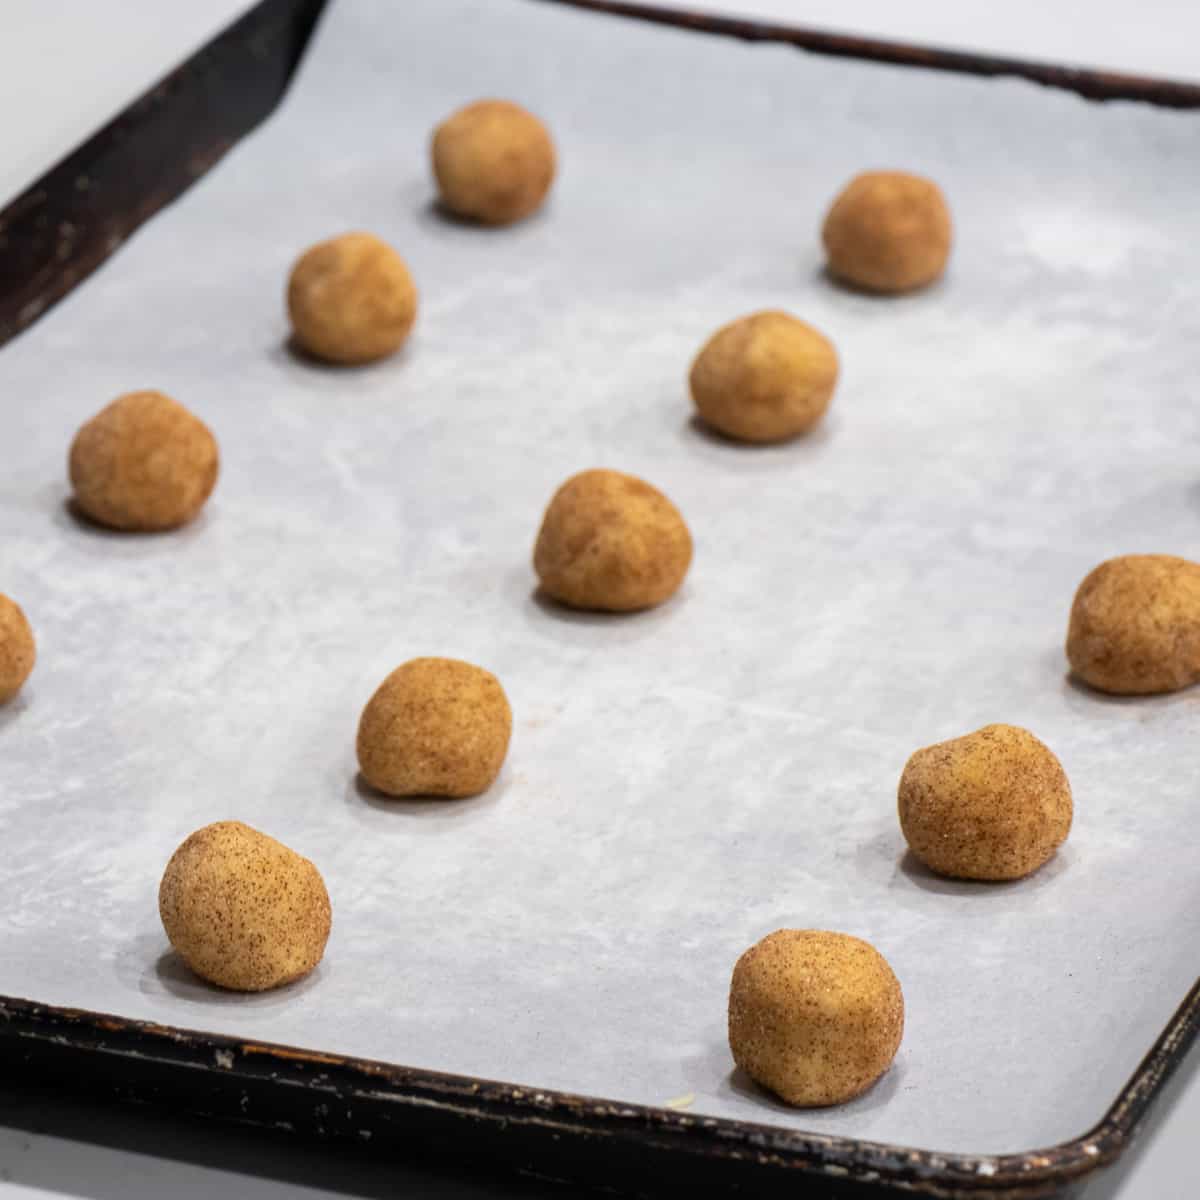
[69,390,218,531]
[159,821,331,992]
[728,930,904,1107]
[0,595,36,704]
[287,232,418,364]
[898,724,1072,881]
[533,469,693,611]
[689,310,839,443]
[432,100,556,225]
[822,171,952,293]
[1066,554,1200,695]
[357,657,512,798]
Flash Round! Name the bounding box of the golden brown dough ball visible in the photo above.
[431,99,556,226]
[689,310,839,443]
[159,821,331,992]
[533,469,693,612]
[1066,554,1200,695]
[822,171,952,293]
[356,657,512,798]
[69,390,219,531]
[728,929,904,1107]
[898,724,1072,881]
[287,232,418,365]
[0,595,36,704]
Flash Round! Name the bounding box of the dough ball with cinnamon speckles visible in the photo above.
[159,821,331,992]
[533,469,693,611]
[69,390,218,531]
[728,930,904,1107]
[898,724,1072,881]
[1066,554,1200,695]
[432,100,556,226]
[288,232,418,364]
[822,171,952,293]
[356,657,512,798]
[0,594,35,704]
[689,310,839,443]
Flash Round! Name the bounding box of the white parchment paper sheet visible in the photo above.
[2,0,1199,1157]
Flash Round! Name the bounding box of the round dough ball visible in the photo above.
[287,232,418,365]
[822,171,952,293]
[1066,554,1200,695]
[689,310,839,443]
[356,657,512,798]
[0,594,36,704]
[159,821,331,992]
[533,469,693,612]
[431,99,556,226]
[69,390,219,531]
[898,724,1072,881]
[728,929,904,1107]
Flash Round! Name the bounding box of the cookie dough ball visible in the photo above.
[898,724,1072,881]
[159,821,331,992]
[357,657,512,798]
[689,310,839,443]
[0,595,35,704]
[534,469,692,612]
[69,390,219,531]
[1066,554,1200,695]
[432,100,556,226]
[287,232,418,365]
[728,930,904,1107]
[822,171,952,293]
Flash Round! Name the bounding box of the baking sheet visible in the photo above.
[2,0,1199,1159]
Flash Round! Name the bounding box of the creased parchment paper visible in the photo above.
[2,0,1198,1156]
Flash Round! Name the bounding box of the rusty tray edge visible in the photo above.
[0,0,327,350]
[2,978,1199,1197]
[537,0,1200,108]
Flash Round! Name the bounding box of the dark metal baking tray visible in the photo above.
[1,2,1198,1197]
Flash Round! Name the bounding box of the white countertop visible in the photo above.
[1,2,1196,1198]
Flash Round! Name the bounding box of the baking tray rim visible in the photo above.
[3,980,1199,1195]
[3,0,1200,1194]
[537,0,1200,108]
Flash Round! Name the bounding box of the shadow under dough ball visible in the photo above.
[288,232,418,365]
[728,929,904,1107]
[159,821,331,992]
[898,724,1072,881]
[69,390,219,531]
[432,99,556,226]
[689,310,839,443]
[0,594,35,704]
[822,170,952,293]
[1066,554,1200,695]
[356,657,513,799]
[533,468,693,612]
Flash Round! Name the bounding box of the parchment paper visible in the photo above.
[2,0,1199,1158]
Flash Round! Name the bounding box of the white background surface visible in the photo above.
[2,2,1198,1198]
